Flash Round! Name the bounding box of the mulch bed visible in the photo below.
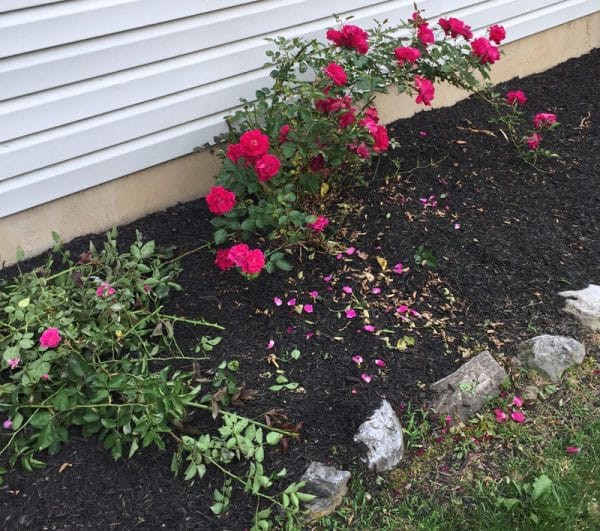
[1,48,598,530]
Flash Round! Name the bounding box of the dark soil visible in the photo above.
[1,49,599,530]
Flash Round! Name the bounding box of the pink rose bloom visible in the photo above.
[372,125,389,153]
[348,142,371,159]
[241,249,265,274]
[96,282,116,298]
[239,129,270,159]
[254,153,281,182]
[512,396,524,408]
[40,327,61,349]
[394,46,421,65]
[511,411,526,423]
[533,112,557,129]
[206,186,236,215]
[324,62,348,85]
[506,90,527,105]
[438,17,473,40]
[326,24,369,54]
[307,215,329,232]
[215,248,235,271]
[414,75,435,106]
[488,24,506,44]
[417,24,435,46]
[494,408,507,422]
[526,132,542,150]
[225,143,244,164]
[471,37,500,64]
[278,124,290,143]
[227,243,250,267]
[7,358,20,370]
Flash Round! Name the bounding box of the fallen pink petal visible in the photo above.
[266,339,275,350]
[566,446,581,454]
[323,274,333,282]
[393,263,404,274]
[511,411,526,423]
[396,305,409,314]
[304,304,314,314]
[420,131,427,136]
[7,358,20,370]
[454,223,461,230]
[345,308,357,319]
[345,247,356,255]
[371,287,381,294]
[360,373,372,383]
[352,355,364,365]
[287,298,296,306]
[273,296,283,306]
[336,253,343,260]
[2,419,12,430]
[374,359,386,367]
[494,408,507,423]
[305,332,314,340]
[286,326,296,334]
[512,396,524,408]
[342,286,353,294]
[363,325,376,333]
[309,290,319,299]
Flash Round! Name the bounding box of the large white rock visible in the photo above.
[518,335,585,381]
[559,284,600,331]
[354,399,404,472]
[431,351,507,420]
[300,461,351,521]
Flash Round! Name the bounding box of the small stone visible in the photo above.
[354,400,404,472]
[522,384,539,404]
[518,335,585,381]
[300,462,351,521]
[559,284,600,331]
[431,351,507,420]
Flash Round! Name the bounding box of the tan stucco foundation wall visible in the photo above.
[1,12,599,268]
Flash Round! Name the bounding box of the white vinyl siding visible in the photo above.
[0,0,597,217]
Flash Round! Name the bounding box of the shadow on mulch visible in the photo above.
[1,49,598,530]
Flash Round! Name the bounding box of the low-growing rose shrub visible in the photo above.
[205,7,558,277]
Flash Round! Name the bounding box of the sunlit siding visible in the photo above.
[0,0,597,217]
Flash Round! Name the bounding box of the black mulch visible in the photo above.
[1,49,599,530]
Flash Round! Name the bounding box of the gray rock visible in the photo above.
[518,335,585,381]
[300,461,351,521]
[353,399,404,472]
[431,351,507,420]
[559,284,600,331]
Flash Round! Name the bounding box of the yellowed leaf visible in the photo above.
[59,463,72,474]
[376,256,388,271]
[320,182,330,197]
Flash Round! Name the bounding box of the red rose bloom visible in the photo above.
[240,249,265,274]
[414,75,435,105]
[533,112,557,129]
[338,110,356,129]
[206,186,236,215]
[239,129,270,158]
[364,107,379,122]
[254,153,281,182]
[324,63,348,85]
[438,17,473,40]
[278,124,290,143]
[309,154,325,172]
[359,117,378,134]
[417,24,435,46]
[307,215,329,232]
[215,248,235,271]
[227,244,250,267]
[394,46,421,65]
[326,25,369,54]
[488,24,506,44]
[471,37,500,64]
[348,142,371,159]
[506,90,527,105]
[226,143,244,164]
[526,132,542,150]
[372,125,389,153]
[40,327,61,349]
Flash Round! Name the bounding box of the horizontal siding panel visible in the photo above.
[0,0,477,100]
[0,0,259,58]
[0,1,65,12]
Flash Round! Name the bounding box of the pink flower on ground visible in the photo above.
[273,296,283,306]
[363,325,376,333]
[526,132,542,150]
[361,373,372,383]
[287,298,297,306]
[3,419,12,430]
[454,223,461,230]
[342,286,353,294]
[352,355,364,365]
[307,215,329,233]
[371,287,381,294]
[345,308,357,319]
[396,305,409,314]
[323,274,333,282]
[7,358,20,370]
[374,359,386,368]
[96,282,116,298]
[205,186,236,215]
[488,24,506,44]
[566,446,581,454]
[494,408,508,423]
[414,75,435,106]
[512,396,524,408]
[393,262,404,274]
[345,247,356,256]
[309,291,319,299]
[533,112,558,129]
[40,327,61,349]
[511,411,526,423]
[506,90,527,105]
[324,62,348,85]
[304,304,314,314]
